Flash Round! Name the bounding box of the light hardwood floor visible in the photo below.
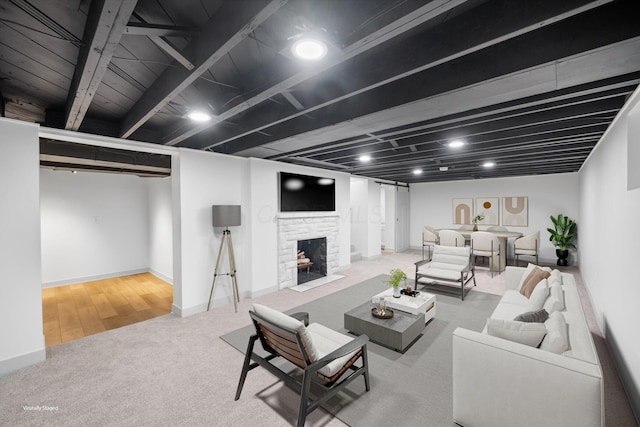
[42,273,173,347]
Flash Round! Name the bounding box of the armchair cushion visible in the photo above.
[253,303,319,361]
[307,323,360,378]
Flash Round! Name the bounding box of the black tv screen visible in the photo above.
[279,172,336,212]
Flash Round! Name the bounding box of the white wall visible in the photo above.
[367,180,382,256]
[410,173,580,264]
[579,87,640,419]
[40,169,150,286]
[0,119,45,374]
[350,177,382,259]
[381,185,396,251]
[148,177,173,283]
[172,148,246,315]
[247,158,351,295]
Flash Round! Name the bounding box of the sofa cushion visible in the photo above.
[253,304,319,361]
[486,318,547,347]
[500,290,530,307]
[520,267,551,298]
[514,308,549,323]
[528,278,549,310]
[543,283,565,313]
[539,311,569,354]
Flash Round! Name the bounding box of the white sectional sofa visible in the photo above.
[452,265,604,427]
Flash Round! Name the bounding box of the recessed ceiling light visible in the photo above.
[448,140,465,148]
[439,166,449,171]
[358,155,371,162]
[291,38,327,60]
[483,161,495,168]
[413,169,423,175]
[187,111,212,122]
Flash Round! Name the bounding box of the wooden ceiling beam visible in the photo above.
[160,0,472,145]
[199,0,616,151]
[119,0,287,139]
[64,0,138,131]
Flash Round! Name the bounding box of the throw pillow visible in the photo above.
[252,303,318,361]
[528,278,550,309]
[539,311,569,354]
[486,318,547,347]
[514,308,549,323]
[519,267,551,298]
[517,263,538,291]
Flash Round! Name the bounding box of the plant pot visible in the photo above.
[472,224,478,231]
[393,286,401,298]
[556,249,569,266]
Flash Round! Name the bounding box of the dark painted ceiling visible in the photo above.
[1,0,639,182]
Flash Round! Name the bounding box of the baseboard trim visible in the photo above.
[41,268,149,288]
[0,345,46,377]
[149,269,173,285]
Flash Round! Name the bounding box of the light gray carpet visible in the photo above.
[222,275,501,427]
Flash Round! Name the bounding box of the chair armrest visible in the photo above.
[461,263,473,273]
[290,312,309,326]
[415,259,430,268]
[307,335,369,372]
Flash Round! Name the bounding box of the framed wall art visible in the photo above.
[452,198,473,224]
[503,196,528,226]
[475,197,499,225]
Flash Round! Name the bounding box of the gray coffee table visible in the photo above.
[344,301,425,352]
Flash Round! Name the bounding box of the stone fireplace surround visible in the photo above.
[277,212,340,289]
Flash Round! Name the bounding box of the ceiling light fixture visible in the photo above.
[439,166,449,171]
[483,161,495,168]
[291,38,327,60]
[358,155,371,162]
[413,169,423,175]
[187,111,212,122]
[448,140,465,148]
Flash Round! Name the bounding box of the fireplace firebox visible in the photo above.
[297,237,327,285]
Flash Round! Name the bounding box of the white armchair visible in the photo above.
[422,226,439,260]
[513,231,540,266]
[439,229,466,247]
[471,231,501,277]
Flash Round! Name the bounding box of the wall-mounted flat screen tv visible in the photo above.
[279,172,336,212]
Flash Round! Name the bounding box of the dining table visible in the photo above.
[436,228,523,272]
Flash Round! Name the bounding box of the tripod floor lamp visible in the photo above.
[207,205,241,312]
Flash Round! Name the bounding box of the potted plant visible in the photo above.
[547,214,577,266]
[385,268,407,298]
[472,214,484,231]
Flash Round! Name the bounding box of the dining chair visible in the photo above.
[513,231,540,266]
[422,226,439,260]
[439,229,466,248]
[470,231,501,277]
[486,226,508,232]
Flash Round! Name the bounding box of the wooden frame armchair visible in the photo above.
[235,304,370,427]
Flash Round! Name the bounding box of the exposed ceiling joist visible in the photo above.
[162,0,471,146]
[119,0,288,139]
[209,0,616,153]
[64,0,138,131]
[124,23,199,37]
